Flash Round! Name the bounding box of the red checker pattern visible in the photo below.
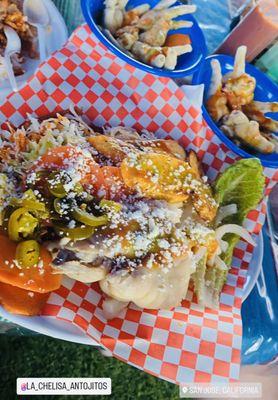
[1,24,277,386]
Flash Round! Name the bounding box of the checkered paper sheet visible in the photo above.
[1,24,277,384]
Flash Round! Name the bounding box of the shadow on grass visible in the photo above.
[0,335,181,400]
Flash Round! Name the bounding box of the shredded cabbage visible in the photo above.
[23,115,90,164]
[215,224,256,247]
[215,204,237,226]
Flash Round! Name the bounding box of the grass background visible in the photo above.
[0,335,181,400]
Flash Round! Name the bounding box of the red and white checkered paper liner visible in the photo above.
[1,24,277,384]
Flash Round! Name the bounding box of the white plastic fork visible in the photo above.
[23,0,50,61]
[3,25,21,92]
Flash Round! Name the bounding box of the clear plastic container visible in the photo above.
[255,41,278,83]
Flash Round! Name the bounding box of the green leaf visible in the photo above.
[220,233,240,266]
[214,158,265,265]
[192,254,207,305]
[204,263,228,307]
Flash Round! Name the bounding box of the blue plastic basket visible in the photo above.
[193,54,278,168]
[81,0,207,78]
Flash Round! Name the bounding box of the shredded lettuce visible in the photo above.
[0,173,8,225]
[23,117,88,163]
[0,173,16,226]
[204,263,228,308]
[214,158,265,265]
[194,159,265,307]
[192,253,207,305]
[24,134,57,161]
[193,254,228,308]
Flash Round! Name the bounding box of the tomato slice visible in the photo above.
[30,146,131,199]
[101,166,129,200]
[0,234,62,293]
[34,145,83,170]
[0,282,49,316]
[31,145,105,194]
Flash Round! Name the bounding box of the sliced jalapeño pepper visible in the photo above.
[47,172,84,198]
[8,208,38,242]
[10,189,48,217]
[73,182,84,194]
[47,172,67,198]
[53,198,70,216]
[99,199,122,213]
[78,192,94,203]
[15,240,40,268]
[54,223,95,240]
[72,207,108,227]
